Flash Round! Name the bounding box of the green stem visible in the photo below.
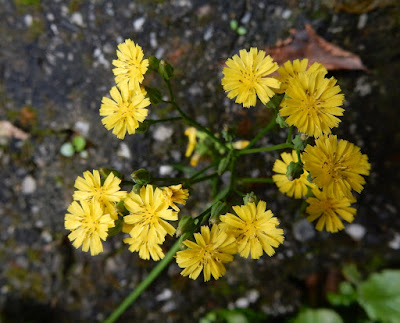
[286,126,293,144]
[239,177,274,184]
[164,80,227,150]
[238,143,293,155]
[189,162,217,181]
[246,116,277,149]
[147,117,182,124]
[103,236,185,323]
[190,172,218,184]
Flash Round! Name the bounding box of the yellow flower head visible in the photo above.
[176,224,237,281]
[306,188,356,233]
[123,185,178,245]
[274,59,327,94]
[221,48,281,108]
[65,200,115,256]
[303,134,371,198]
[280,71,344,137]
[219,201,284,259]
[162,184,189,211]
[123,237,165,261]
[232,140,250,150]
[184,127,197,157]
[100,83,150,139]
[112,39,149,91]
[73,170,127,210]
[273,150,316,199]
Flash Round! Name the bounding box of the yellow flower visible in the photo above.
[65,200,114,256]
[73,170,127,211]
[219,201,284,259]
[112,39,149,91]
[306,188,356,233]
[274,59,327,94]
[280,71,344,137]
[123,185,178,245]
[221,48,280,108]
[184,127,197,157]
[232,140,250,150]
[176,224,237,281]
[303,134,371,198]
[162,184,189,211]
[272,150,316,199]
[123,237,165,261]
[100,83,150,139]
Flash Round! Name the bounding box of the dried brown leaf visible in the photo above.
[266,24,368,72]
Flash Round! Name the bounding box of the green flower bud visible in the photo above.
[243,192,258,205]
[286,161,304,181]
[131,168,151,185]
[176,216,196,237]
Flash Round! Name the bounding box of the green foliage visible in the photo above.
[200,308,267,323]
[342,263,362,285]
[145,87,163,105]
[327,281,357,306]
[72,135,86,152]
[108,219,123,237]
[357,270,400,323]
[286,161,304,180]
[293,308,343,323]
[292,135,311,151]
[60,135,87,157]
[158,60,174,80]
[218,151,232,175]
[229,19,247,36]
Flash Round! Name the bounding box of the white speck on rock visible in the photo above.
[93,47,110,68]
[355,76,372,96]
[357,13,368,30]
[203,27,213,41]
[241,12,252,24]
[74,120,90,136]
[156,288,172,301]
[247,289,260,303]
[389,233,400,250]
[41,231,53,243]
[235,297,249,308]
[22,175,36,194]
[293,218,315,241]
[117,142,131,159]
[282,9,292,19]
[24,15,33,26]
[345,224,366,241]
[159,165,173,176]
[150,32,158,48]
[153,126,173,141]
[133,17,146,31]
[161,300,176,313]
[70,12,84,27]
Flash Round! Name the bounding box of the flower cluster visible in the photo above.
[65,170,127,255]
[221,52,370,233]
[176,201,284,281]
[100,39,150,139]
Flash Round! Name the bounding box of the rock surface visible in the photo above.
[1,0,399,322]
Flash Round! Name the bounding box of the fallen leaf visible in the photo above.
[0,120,30,140]
[266,24,368,72]
[323,0,396,14]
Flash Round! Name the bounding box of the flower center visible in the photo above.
[240,69,259,88]
[322,154,348,181]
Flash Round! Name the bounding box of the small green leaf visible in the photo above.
[292,134,311,151]
[342,264,362,285]
[72,135,86,152]
[276,113,289,128]
[108,219,123,237]
[357,270,400,322]
[243,192,258,205]
[145,86,163,105]
[60,142,75,157]
[218,152,231,175]
[293,308,343,323]
[176,215,196,237]
[136,120,149,133]
[230,19,238,30]
[327,281,357,306]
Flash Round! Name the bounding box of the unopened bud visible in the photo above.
[131,168,151,185]
[243,192,258,205]
[176,216,196,237]
[286,161,304,181]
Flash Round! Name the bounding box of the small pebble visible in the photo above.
[117,142,131,159]
[21,175,36,194]
[152,126,173,142]
[345,224,366,241]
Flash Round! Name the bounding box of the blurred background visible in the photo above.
[0,0,399,322]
